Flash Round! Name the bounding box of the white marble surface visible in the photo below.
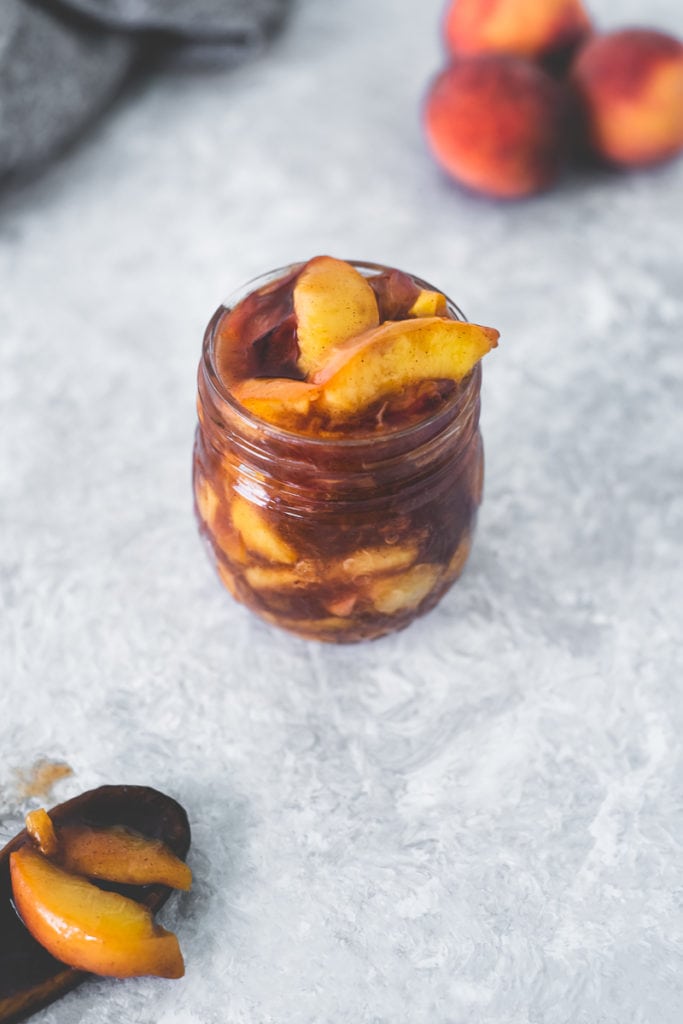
[1,0,682,1021]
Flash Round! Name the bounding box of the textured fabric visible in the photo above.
[0,1,135,177]
[0,0,290,179]
[42,0,289,43]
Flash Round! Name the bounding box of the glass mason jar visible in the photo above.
[193,262,484,643]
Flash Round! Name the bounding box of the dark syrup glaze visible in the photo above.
[0,785,190,1024]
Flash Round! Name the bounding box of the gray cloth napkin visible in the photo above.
[52,0,287,43]
[0,0,290,181]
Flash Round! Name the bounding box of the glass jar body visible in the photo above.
[193,264,484,643]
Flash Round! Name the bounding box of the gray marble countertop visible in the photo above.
[1,0,682,1021]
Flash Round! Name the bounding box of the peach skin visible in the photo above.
[424,55,568,198]
[444,0,592,61]
[571,28,683,167]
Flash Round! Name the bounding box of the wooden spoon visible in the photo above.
[0,785,190,1024]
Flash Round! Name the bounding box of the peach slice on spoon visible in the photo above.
[10,847,184,979]
[25,810,59,858]
[58,824,192,892]
[0,785,190,1022]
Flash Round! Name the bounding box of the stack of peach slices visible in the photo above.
[217,255,499,434]
[425,0,683,198]
[8,804,190,981]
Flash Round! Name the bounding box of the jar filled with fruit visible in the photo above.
[193,257,499,642]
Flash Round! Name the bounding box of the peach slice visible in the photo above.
[25,809,59,857]
[336,543,419,578]
[323,593,358,617]
[217,560,238,597]
[368,564,441,614]
[194,476,219,530]
[245,561,317,591]
[231,495,297,565]
[262,612,352,634]
[58,825,192,891]
[10,847,184,979]
[232,378,318,424]
[213,525,250,566]
[293,256,380,375]
[408,290,448,318]
[312,317,499,417]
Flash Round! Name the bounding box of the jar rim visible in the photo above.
[202,259,478,451]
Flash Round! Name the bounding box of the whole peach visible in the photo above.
[444,0,592,61]
[571,28,683,167]
[424,55,568,199]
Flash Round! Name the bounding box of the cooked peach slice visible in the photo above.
[231,495,297,565]
[217,560,238,596]
[408,289,448,317]
[312,317,498,417]
[323,593,358,617]
[194,476,219,529]
[337,543,419,578]
[25,808,58,857]
[293,256,380,375]
[232,378,318,424]
[10,847,184,979]
[214,525,250,566]
[58,825,192,891]
[245,561,316,590]
[368,564,441,614]
[263,612,352,634]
